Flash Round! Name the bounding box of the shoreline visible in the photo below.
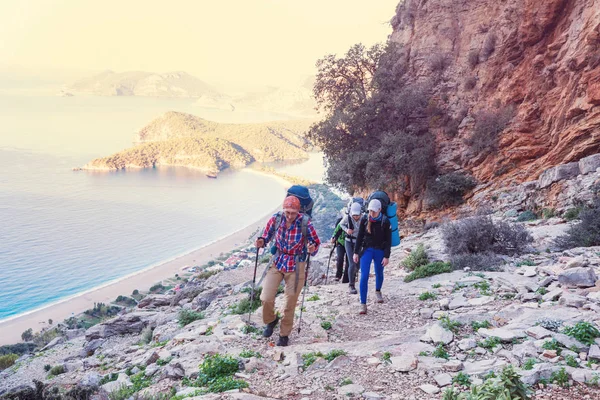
[0,191,290,347]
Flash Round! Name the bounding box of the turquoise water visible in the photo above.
[0,95,321,322]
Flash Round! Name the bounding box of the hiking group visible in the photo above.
[254,186,400,346]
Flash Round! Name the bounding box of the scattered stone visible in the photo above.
[565,256,588,269]
[538,277,556,287]
[525,326,552,339]
[458,338,477,351]
[523,267,537,277]
[477,328,521,342]
[160,363,185,380]
[588,345,600,360]
[468,296,494,306]
[521,293,542,302]
[363,392,383,399]
[433,373,453,387]
[273,351,284,361]
[558,267,597,288]
[419,384,440,395]
[390,355,418,372]
[41,337,65,351]
[439,298,450,310]
[542,289,563,302]
[337,384,364,395]
[425,323,454,345]
[420,308,434,319]
[559,293,587,308]
[443,360,463,372]
[449,295,469,310]
[542,350,558,359]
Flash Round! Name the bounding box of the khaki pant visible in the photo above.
[260,262,306,337]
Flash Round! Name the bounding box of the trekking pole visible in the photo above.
[297,253,311,334]
[325,245,335,285]
[247,246,260,324]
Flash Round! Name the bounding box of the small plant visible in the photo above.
[404,262,452,282]
[474,280,492,295]
[402,244,429,271]
[205,326,214,336]
[320,321,332,330]
[340,378,353,386]
[0,354,19,371]
[563,207,582,221]
[324,349,346,361]
[239,349,262,359]
[432,283,442,289]
[433,344,449,360]
[381,351,392,363]
[156,356,172,366]
[302,352,321,368]
[517,210,538,222]
[439,314,462,334]
[542,208,556,219]
[307,294,320,301]
[230,288,262,315]
[536,287,548,295]
[241,325,260,335]
[184,353,248,393]
[178,310,205,327]
[588,373,600,386]
[536,318,563,332]
[542,339,563,355]
[516,259,535,267]
[479,336,501,350]
[565,354,578,368]
[554,199,600,249]
[426,173,477,208]
[419,291,437,301]
[99,372,118,385]
[453,372,471,386]
[551,367,570,387]
[151,339,169,348]
[47,365,66,378]
[471,320,491,331]
[562,321,600,345]
[43,364,51,372]
[522,358,537,370]
[418,351,430,356]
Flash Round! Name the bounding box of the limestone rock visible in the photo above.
[419,384,440,394]
[425,323,454,345]
[434,373,453,387]
[559,293,587,308]
[390,355,418,372]
[525,326,552,339]
[337,384,364,395]
[558,267,597,288]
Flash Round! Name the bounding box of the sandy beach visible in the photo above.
[0,207,280,346]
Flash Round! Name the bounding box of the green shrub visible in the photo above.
[21,328,33,342]
[340,378,353,386]
[183,353,248,393]
[99,372,119,385]
[517,259,535,267]
[439,314,462,334]
[230,287,262,315]
[453,372,471,386]
[565,354,579,368]
[178,310,205,327]
[471,320,491,331]
[466,106,513,156]
[44,364,51,372]
[542,208,555,219]
[149,283,166,293]
[156,357,172,366]
[461,365,531,399]
[433,344,449,360]
[554,200,600,249]
[562,321,600,345]
[563,207,582,221]
[474,280,492,295]
[0,354,19,370]
[402,244,429,271]
[239,350,262,359]
[0,343,36,356]
[381,351,391,363]
[541,339,563,355]
[419,291,437,301]
[240,325,260,335]
[479,336,501,350]
[139,326,153,344]
[426,172,477,208]
[517,210,538,222]
[47,365,66,378]
[522,358,537,370]
[551,367,570,387]
[404,262,452,282]
[302,349,346,368]
[432,283,442,289]
[321,321,332,330]
[307,294,320,301]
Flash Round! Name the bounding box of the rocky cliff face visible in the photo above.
[390,0,600,192]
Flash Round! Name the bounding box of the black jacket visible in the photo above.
[354,215,392,258]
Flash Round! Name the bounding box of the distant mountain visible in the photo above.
[68,70,225,100]
[82,111,313,175]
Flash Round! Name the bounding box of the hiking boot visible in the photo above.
[376,291,384,303]
[349,285,358,295]
[359,304,367,314]
[262,316,279,338]
[276,335,289,347]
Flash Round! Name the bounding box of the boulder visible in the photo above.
[588,344,600,360]
[160,362,185,380]
[137,294,172,309]
[525,326,552,339]
[443,360,463,372]
[542,289,563,302]
[449,295,469,310]
[578,154,600,175]
[194,286,228,311]
[538,163,580,188]
[559,293,587,308]
[85,313,154,340]
[558,267,597,288]
[79,372,102,387]
[82,339,105,357]
[390,355,418,372]
[425,323,454,344]
[565,256,588,269]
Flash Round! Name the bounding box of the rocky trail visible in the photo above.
[3,212,600,400]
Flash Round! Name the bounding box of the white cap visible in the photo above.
[368,199,382,212]
[350,202,362,216]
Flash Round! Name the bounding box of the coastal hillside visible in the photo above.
[309,0,600,216]
[5,166,600,399]
[83,112,314,174]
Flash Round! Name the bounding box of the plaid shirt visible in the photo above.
[262,213,320,273]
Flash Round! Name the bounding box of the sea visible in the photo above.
[0,93,325,322]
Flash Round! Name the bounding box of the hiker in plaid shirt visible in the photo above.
[255,195,320,346]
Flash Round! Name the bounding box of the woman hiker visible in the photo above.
[341,202,363,294]
[330,215,349,283]
[353,199,391,314]
[255,195,320,346]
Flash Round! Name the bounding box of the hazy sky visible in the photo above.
[0,0,399,87]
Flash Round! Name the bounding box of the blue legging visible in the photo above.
[359,247,385,304]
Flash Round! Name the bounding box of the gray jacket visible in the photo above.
[340,214,360,243]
